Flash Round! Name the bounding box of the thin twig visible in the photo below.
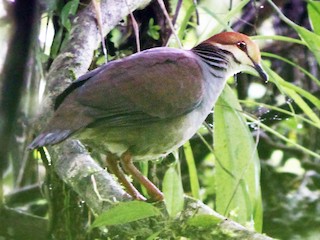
[92,0,108,60]
[125,0,141,52]
[157,0,182,48]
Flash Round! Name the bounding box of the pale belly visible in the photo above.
[76,108,209,161]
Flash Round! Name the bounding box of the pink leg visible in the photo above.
[106,152,146,201]
[120,151,164,201]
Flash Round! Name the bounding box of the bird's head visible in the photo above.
[202,32,268,81]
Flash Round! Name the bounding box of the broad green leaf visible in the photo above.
[183,141,200,199]
[69,0,79,15]
[50,28,63,58]
[308,1,320,35]
[163,166,184,217]
[187,214,222,228]
[292,26,320,66]
[61,0,79,32]
[90,201,160,228]
[214,85,262,232]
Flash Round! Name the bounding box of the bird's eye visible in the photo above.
[237,41,247,52]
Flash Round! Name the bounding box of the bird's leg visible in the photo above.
[106,152,146,201]
[120,151,164,201]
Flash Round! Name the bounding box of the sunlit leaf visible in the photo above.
[214,85,262,232]
[183,141,200,199]
[147,18,161,40]
[252,35,306,45]
[163,166,184,217]
[307,1,320,35]
[90,201,160,228]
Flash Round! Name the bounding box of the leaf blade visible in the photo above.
[214,85,262,232]
[90,201,161,229]
[163,165,184,217]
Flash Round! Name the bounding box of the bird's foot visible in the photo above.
[121,151,164,202]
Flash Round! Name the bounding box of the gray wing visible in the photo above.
[75,47,205,126]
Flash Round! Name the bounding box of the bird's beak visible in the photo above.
[254,62,268,82]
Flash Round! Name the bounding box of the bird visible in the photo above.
[29,32,267,201]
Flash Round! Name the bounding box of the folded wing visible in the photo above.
[29,48,205,148]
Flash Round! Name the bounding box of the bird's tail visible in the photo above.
[28,130,72,150]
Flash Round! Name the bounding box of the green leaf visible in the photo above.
[177,1,196,41]
[252,35,306,45]
[261,52,320,87]
[147,18,161,40]
[183,141,200,199]
[214,85,262,232]
[267,0,320,66]
[68,0,79,15]
[146,231,161,240]
[110,28,122,48]
[139,161,149,197]
[90,201,161,229]
[308,1,320,35]
[293,26,320,66]
[60,0,79,32]
[187,214,222,228]
[199,0,250,42]
[162,166,184,217]
[96,55,106,66]
[50,28,63,58]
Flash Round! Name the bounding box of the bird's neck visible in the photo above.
[191,43,233,79]
[190,43,240,113]
[191,43,232,103]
